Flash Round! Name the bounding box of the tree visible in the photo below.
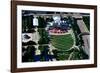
[22,15,33,33]
[38,16,47,28]
[38,28,50,44]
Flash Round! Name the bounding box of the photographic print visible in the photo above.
[22,10,90,62]
[11,1,97,72]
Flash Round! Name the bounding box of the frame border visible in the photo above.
[11,1,97,73]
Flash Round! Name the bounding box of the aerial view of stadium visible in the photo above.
[22,10,90,62]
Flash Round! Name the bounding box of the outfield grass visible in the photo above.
[51,34,74,50]
[50,34,74,60]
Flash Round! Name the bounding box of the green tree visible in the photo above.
[38,16,46,28]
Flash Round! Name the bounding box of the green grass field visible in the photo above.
[51,34,74,60]
[51,34,74,50]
